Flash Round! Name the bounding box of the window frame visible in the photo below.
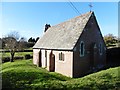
[80,41,85,57]
[99,43,102,55]
[59,52,64,61]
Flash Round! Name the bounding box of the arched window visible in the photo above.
[80,41,85,57]
[99,43,102,55]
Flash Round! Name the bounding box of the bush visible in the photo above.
[2,57,10,63]
[26,42,35,48]
[14,56,23,60]
[106,47,120,66]
[2,56,24,63]
[24,54,31,59]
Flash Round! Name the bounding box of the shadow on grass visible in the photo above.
[2,68,70,89]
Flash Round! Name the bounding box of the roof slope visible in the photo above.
[33,12,93,50]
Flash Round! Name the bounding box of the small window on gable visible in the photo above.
[80,41,85,57]
[99,43,102,55]
[59,52,64,61]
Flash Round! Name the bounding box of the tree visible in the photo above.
[3,37,17,62]
[28,37,33,42]
[3,31,26,62]
[18,37,27,50]
[8,31,20,41]
[35,37,39,42]
[32,38,36,43]
[104,34,118,47]
[28,37,36,43]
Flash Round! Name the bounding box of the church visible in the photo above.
[33,11,106,78]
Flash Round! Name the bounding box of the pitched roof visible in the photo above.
[33,11,93,50]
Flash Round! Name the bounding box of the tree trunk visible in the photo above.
[10,52,15,62]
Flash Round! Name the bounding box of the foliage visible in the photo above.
[27,37,40,48]
[28,37,36,43]
[104,34,118,47]
[35,37,39,42]
[26,42,35,48]
[24,54,31,59]
[27,37,39,48]
[2,60,120,89]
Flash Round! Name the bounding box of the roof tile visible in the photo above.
[33,12,93,50]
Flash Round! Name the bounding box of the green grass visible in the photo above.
[2,60,120,89]
[2,52,33,58]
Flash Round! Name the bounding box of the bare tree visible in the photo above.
[3,31,26,62]
[8,31,20,41]
[18,37,27,50]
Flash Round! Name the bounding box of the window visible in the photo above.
[80,41,85,57]
[59,52,64,61]
[99,43,102,55]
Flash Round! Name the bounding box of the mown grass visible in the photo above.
[2,52,33,58]
[1,60,120,89]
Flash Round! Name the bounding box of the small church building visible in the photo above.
[33,11,106,78]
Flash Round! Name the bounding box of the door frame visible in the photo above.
[37,50,42,67]
[49,51,55,72]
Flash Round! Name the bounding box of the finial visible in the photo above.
[89,2,93,12]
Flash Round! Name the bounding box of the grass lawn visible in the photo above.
[2,52,33,58]
[1,59,120,89]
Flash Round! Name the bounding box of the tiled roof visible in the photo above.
[33,12,93,50]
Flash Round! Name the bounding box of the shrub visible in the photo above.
[24,54,31,59]
[14,56,24,60]
[106,47,120,67]
[2,57,10,63]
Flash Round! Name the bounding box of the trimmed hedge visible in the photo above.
[2,57,10,63]
[24,54,31,59]
[2,56,24,63]
[0,49,33,53]
[2,55,33,63]
[106,47,120,63]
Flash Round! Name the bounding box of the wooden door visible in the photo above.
[49,51,55,72]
